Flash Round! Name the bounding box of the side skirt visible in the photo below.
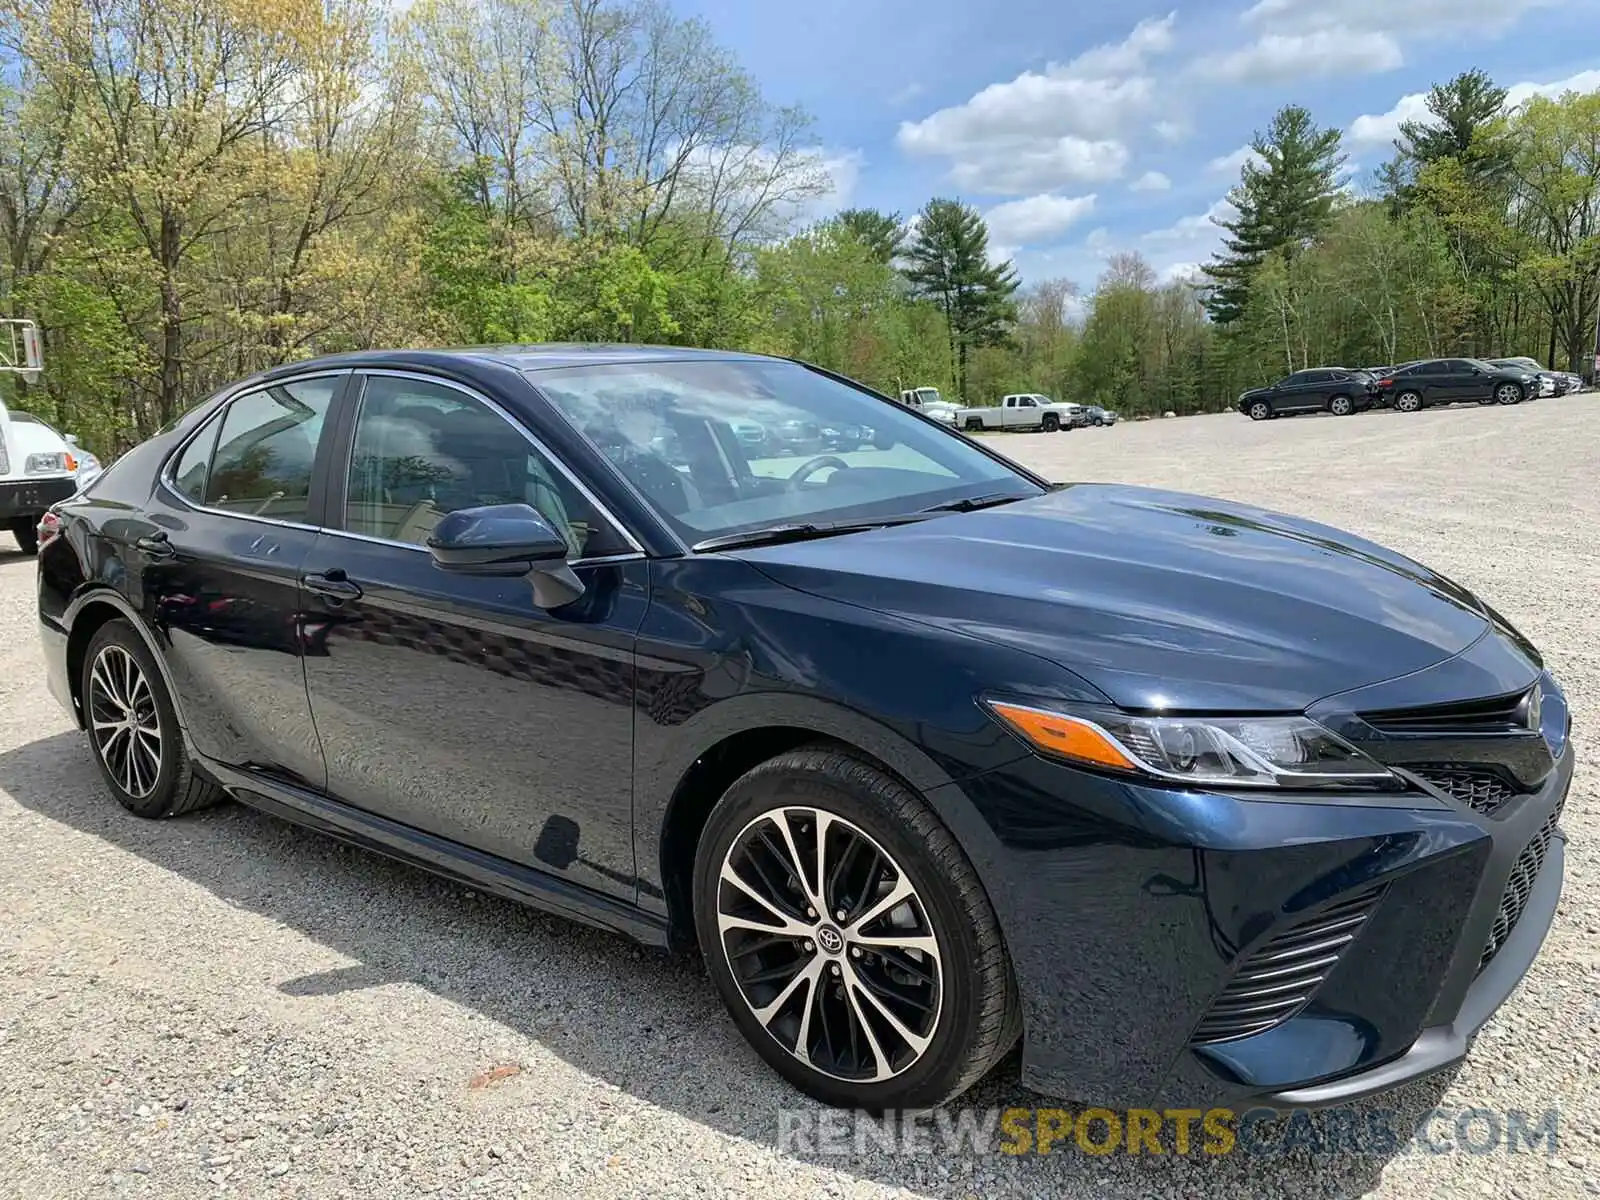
[200,758,671,949]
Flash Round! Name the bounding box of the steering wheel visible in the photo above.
[788,455,850,487]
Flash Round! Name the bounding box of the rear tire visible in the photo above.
[8,518,38,556]
[693,746,1020,1111]
[1395,391,1422,413]
[80,619,226,819]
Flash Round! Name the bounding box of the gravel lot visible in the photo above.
[2,396,1598,1199]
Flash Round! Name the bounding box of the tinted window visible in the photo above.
[171,412,222,503]
[344,375,626,558]
[535,359,1031,544]
[204,379,337,520]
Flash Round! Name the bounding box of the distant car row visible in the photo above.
[1238,356,1585,421]
[895,387,1118,433]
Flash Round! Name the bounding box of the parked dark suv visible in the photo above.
[1376,359,1537,412]
[1237,368,1380,420]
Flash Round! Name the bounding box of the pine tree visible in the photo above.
[836,208,906,265]
[1202,105,1344,325]
[1397,69,1512,176]
[901,198,1018,401]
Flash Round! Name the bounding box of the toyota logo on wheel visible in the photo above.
[817,926,844,955]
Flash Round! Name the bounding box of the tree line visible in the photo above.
[0,0,1595,454]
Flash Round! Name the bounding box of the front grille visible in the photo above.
[1479,798,1565,970]
[1362,688,1533,734]
[1414,768,1519,817]
[1192,887,1386,1044]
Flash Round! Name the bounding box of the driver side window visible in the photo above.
[342,376,629,559]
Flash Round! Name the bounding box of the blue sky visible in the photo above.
[670,0,1599,291]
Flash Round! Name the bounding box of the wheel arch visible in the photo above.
[64,590,187,734]
[648,697,1000,951]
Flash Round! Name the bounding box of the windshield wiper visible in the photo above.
[691,514,930,553]
[918,492,1028,514]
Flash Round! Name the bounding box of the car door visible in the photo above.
[1449,359,1494,402]
[298,370,650,902]
[1007,396,1035,428]
[144,371,350,791]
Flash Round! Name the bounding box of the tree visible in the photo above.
[1202,105,1345,325]
[901,198,1017,401]
[835,207,904,265]
[1396,69,1513,185]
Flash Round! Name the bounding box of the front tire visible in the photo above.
[1329,395,1354,416]
[8,517,38,556]
[1495,382,1523,405]
[1395,391,1422,413]
[964,417,983,432]
[693,747,1019,1110]
[81,619,226,819]
[1041,414,1059,432]
[1247,401,1271,421]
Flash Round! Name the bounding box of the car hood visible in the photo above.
[737,483,1494,711]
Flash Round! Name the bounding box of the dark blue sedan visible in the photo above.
[34,345,1571,1112]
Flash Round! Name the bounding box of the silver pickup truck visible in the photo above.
[958,393,1081,432]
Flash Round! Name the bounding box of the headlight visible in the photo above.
[25,451,74,474]
[986,701,1401,790]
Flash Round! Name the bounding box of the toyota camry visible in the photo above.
[36,345,1571,1112]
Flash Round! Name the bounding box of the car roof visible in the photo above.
[251,343,777,382]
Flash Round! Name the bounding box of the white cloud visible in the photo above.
[1347,92,1433,147]
[988,242,1018,269]
[950,140,1129,193]
[1153,119,1190,142]
[1505,68,1600,107]
[1195,29,1402,84]
[1130,170,1172,191]
[1348,67,1600,151]
[1084,227,1113,252]
[1242,0,1560,35]
[983,193,1098,245]
[890,82,926,107]
[795,149,864,221]
[1208,144,1264,174]
[1160,261,1205,283]
[1144,198,1236,244]
[895,13,1177,193]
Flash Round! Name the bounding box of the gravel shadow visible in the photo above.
[0,729,1454,1198]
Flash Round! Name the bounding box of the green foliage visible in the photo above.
[1203,105,1345,325]
[902,198,1019,401]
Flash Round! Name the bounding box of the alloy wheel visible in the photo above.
[716,805,944,1084]
[88,644,163,799]
[1249,402,1269,421]
[1330,396,1352,416]
[1496,383,1520,405]
[1397,392,1421,412]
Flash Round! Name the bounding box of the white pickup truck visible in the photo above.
[1,400,93,554]
[896,386,961,427]
[958,393,1081,432]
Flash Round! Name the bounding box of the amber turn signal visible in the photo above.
[987,702,1138,770]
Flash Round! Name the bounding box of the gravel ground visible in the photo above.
[2,396,1598,1199]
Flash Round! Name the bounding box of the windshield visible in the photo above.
[913,387,941,404]
[531,359,1037,545]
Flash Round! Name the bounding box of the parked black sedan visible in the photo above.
[1376,358,1537,411]
[36,346,1570,1113]
[1237,367,1380,420]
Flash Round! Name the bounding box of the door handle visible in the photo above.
[303,570,363,601]
[135,531,175,557]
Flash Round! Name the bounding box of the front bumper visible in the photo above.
[948,727,1571,1110]
[0,475,77,521]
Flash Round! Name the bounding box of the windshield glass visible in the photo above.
[531,359,1036,544]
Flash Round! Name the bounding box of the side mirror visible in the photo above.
[426,503,585,608]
